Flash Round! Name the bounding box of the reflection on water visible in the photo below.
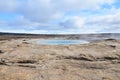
[36,40,89,45]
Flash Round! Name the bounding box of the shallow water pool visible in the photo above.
[36,40,89,45]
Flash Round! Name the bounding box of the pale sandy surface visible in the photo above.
[0,39,120,80]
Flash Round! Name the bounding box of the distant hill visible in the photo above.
[0,32,120,41]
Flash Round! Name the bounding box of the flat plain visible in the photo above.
[0,33,120,80]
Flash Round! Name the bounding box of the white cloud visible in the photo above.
[0,0,115,22]
[52,0,115,11]
[60,8,120,33]
[19,0,115,22]
[0,0,18,12]
[60,16,85,29]
[0,20,8,26]
[9,16,42,27]
[86,10,120,27]
[0,0,119,34]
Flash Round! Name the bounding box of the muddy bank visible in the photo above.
[0,39,120,80]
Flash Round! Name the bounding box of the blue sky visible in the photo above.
[0,0,120,34]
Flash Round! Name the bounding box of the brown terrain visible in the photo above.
[0,33,120,80]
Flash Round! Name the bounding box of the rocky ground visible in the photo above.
[0,38,120,80]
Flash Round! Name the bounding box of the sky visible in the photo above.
[0,0,120,34]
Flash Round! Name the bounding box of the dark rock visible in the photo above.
[64,55,93,61]
[109,45,116,48]
[22,42,29,44]
[16,45,20,47]
[104,56,119,60]
[17,60,37,64]
[0,58,6,65]
[23,40,26,41]
[105,38,117,41]
[0,50,3,54]
[18,64,36,68]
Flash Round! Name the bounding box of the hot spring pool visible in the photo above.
[35,40,89,45]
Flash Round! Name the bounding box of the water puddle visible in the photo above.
[35,39,89,45]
